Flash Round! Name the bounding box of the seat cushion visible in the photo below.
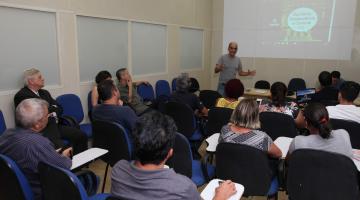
[191,160,215,186]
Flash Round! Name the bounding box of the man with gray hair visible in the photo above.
[0,98,72,200]
[170,73,208,116]
[14,68,87,154]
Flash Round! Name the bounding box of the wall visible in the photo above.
[211,0,360,90]
[0,0,213,127]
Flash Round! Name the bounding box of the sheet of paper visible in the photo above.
[274,137,293,158]
[206,133,220,152]
[201,179,244,200]
[71,148,108,170]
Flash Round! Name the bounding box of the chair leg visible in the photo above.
[102,163,109,193]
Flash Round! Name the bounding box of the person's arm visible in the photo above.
[134,81,149,86]
[268,143,282,158]
[215,56,224,73]
[213,180,237,200]
[91,86,99,107]
[34,140,72,169]
[239,69,256,76]
[127,79,133,103]
[42,90,63,116]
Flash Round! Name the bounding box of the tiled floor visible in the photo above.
[88,159,288,200]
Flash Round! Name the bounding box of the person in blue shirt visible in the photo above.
[0,98,72,199]
[92,79,138,133]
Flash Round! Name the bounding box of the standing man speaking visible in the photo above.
[215,42,256,96]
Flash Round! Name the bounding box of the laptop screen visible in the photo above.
[296,88,316,103]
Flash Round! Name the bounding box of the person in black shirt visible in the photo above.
[311,71,339,105]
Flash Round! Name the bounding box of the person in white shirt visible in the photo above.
[326,81,360,123]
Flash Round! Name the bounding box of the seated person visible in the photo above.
[14,68,87,154]
[111,111,236,200]
[219,99,282,159]
[288,103,353,159]
[331,70,345,90]
[0,98,72,199]
[92,79,138,133]
[216,79,244,109]
[170,73,208,116]
[311,71,339,104]
[327,81,360,123]
[116,68,150,115]
[259,82,303,127]
[91,70,112,107]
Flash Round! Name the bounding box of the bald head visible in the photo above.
[228,42,238,57]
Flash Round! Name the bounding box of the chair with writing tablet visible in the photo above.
[92,120,132,192]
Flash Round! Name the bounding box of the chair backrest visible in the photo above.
[259,112,298,140]
[137,83,155,102]
[38,162,88,200]
[0,110,6,135]
[189,77,200,93]
[0,154,33,200]
[205,107,233,136]
[255,80,270,89]
[155,80,171,98]
[163,101,196,138]
[287,149,360,200]
[330,119,360,149]
[171,78,177,92]
[216,143,272,196]
[56,94,84,123]
[166,133,193,178]
[92,120,132,166]
[199,90,222,109]
[288,78,306,91]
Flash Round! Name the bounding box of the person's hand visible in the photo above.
[218,64,225,71]
[248,69,256,76]
[127,79,132,87]
[61,147,73,158]
[213,180,236,200]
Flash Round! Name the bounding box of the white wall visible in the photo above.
[211,0,360,90]
[0,0,213,127]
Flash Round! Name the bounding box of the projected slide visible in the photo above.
[223,0,357,60]
[262,0,336,45]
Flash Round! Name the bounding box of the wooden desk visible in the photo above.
[244,88,296,100]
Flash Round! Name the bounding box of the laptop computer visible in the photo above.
[296,88,316,104]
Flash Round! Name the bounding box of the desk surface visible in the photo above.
[244,88,296,99]
[71,148,108,170]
